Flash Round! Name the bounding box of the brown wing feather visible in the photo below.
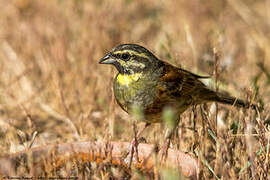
[160,64,212,98]
[160,64,259,109]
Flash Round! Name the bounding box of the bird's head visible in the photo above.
[99,44,161,74]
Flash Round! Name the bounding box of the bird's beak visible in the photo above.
[99,53,116,64]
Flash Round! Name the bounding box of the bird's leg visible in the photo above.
[128,121,137,168]
[161,126,176,162]
[161,111,180,162]
[128,122,150,168]
[136,122,151,141]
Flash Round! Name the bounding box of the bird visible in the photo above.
[99,43,258,163]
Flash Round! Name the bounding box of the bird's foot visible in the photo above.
[124,138,140,168]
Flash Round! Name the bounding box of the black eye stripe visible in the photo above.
[113,54,121,58]
[113,52,131,61]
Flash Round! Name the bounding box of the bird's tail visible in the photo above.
[215,93,255,109]
[200,88,259,110]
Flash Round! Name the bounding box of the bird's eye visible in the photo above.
[121,53,130,60]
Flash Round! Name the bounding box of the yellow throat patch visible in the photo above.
[117,73,142,86]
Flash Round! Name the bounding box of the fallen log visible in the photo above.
[0,141,199,179]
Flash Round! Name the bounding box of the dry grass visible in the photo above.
[0,0,269,179]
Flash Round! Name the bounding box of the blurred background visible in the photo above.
[0,0,269,179]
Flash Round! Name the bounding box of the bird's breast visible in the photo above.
[113,73,158,115]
